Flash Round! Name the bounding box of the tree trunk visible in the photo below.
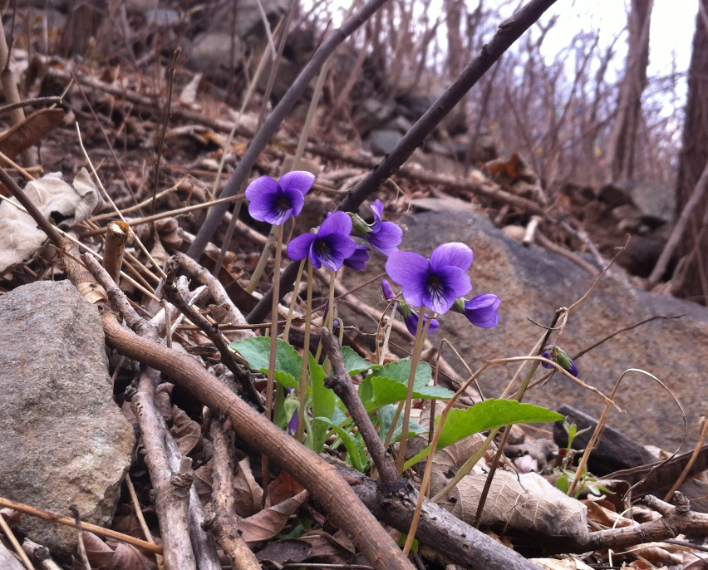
[671,1,708,304]
[605,0,653,183]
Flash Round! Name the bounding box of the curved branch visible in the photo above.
[101,311,414,570]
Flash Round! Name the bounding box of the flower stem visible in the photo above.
[314,270,336,363]
[394,309,432,473]
[325,270,336,374]
[296,260,314,441]
[282,258,306,343]
[246,224,278,294]
[265,224,284,422]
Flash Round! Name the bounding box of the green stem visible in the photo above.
[283,259,306,343]
[395,308,431,474]
[264,224,284,422]
[246,225,278,294]
[296,260,314,441]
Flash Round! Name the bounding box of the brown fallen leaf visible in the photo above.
[233,456,263,517]
[267,471,305,508]
[170,405,201,456]
[256,538,312,565]
[82,531,157,570]
[0,108,65,159]
[239,489,309,545]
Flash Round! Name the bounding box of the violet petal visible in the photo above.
[313,232,357,271]
[422,265,471,314]
[245,175,279,201]
[381,279,396,301]
[343,244,370,270]
[319,210,353,237]
[279,170,316,196]
[287,232,317,261]
[430,242,474,272]
[367,221,403,255]
[463,294,501,328]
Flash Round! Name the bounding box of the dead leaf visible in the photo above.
[239,489,309,545]
[82,531,157,570]
[299,532,356,564]
[170,406,201,456]
[530,557,594,570]
[0,168,100,274]
[0,108,65,159]
[436,470,589,539]
[624,544,682,565]
[256,538,312,565]
[267,471,305,508]
[234,457,263,517]
[583,500,636,528]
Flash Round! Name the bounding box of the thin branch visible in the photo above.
[320,328,399,486]
[187,0,391,260]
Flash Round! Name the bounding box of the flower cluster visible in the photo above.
[245,171,501,335]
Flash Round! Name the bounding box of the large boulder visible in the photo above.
[341,209,708,451]
[0,281,135,553]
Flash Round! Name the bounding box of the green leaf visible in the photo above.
[397,534,418,553]
[341,346,379,376]
[314,417,367,472]
[376,404,428,444]
[436,399,563,449]
[230,337,302,389]
[408,399,564,465]
[310,354,335,453]
[360,375,454,411]
[370,360,433,388]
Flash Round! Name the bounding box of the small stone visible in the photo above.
[367,129,403,156]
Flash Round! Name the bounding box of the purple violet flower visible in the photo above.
[385,242,474,314]
[287,211,357,271]
[245,171,315,225]
[343,244,371,271]
[382,279,440,335]
[353,200,403,255]
[453,294,501,328]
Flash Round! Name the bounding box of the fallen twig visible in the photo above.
[545,492,708,554]
[0,497,161,555]
[335,462,542,570]
[209,419,262,570]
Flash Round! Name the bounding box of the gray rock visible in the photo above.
[341,210,708,451]
[188,32,245,73]
[601,180,675,225]
[383,116,413,135]
[630,181,675,225]
[0,281,134,553]
[368,129,403,156]
[353,99,396,137]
